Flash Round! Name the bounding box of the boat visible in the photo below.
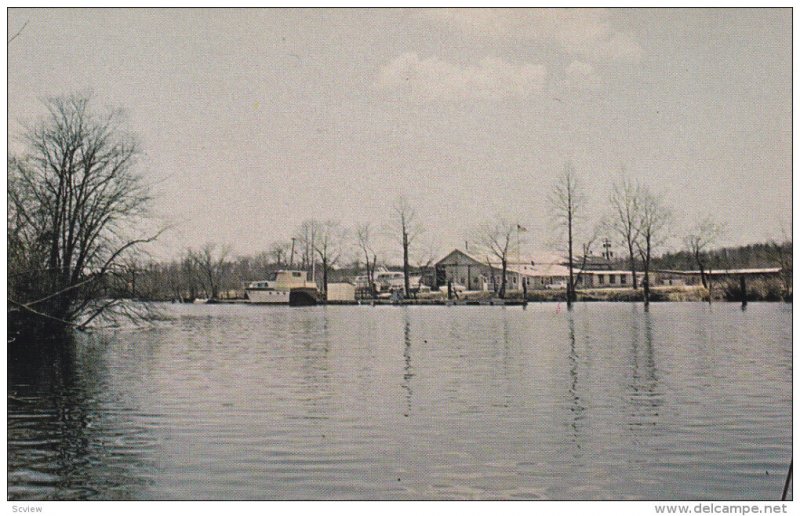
[245,270,319,305]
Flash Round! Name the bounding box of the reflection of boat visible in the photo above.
[245,270,318,305]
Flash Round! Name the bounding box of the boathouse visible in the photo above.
[435,249,571,292]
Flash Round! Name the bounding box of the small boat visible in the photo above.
[245,270,319,305]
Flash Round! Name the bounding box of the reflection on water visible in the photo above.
[8,303,792,500]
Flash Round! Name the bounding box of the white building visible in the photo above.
[436,249,649,291]
[435,249,570,291]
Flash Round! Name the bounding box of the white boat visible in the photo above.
[245,270,318,305]
[374,271,425,296]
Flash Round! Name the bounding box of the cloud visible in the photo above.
[376,53,547,102]
[419,8,643,64]
[564,60,602,89]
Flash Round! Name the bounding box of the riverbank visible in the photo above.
[202,284,789,306]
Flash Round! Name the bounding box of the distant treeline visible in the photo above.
[649,241,792,271]
[126,239,791,302]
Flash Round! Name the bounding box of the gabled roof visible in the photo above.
[436,248,566,268]
[435,249,487,267]
[508,262,572,278]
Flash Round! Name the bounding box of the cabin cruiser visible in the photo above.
[245,270,318,305]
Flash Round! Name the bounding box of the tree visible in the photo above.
[475,217,517,299]
[268,241,291,267]
[189,243,231,299]
[296,219,346,294]
[635,187,671,307]
[312,220,347,295]
[763,222,792,300]
[390,196,424,298]
[684,216,724,289]
[549,162,586,307]
[413,236,440,293]
[356,222,379,298]
[608,173,642,290]
[294,220,320,272]
[8,94,158,332]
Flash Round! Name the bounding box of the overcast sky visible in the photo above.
[7,8,792,262]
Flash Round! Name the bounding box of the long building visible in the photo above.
[435,249,645,291]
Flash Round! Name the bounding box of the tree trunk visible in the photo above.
[643,237,651,308]
[567,207,574,308]
[402,231,410,298]
[696,251,708,288]
[500,259,507,299]
[628,241,638,290]
[323,258,329,296]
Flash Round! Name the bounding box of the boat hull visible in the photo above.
[245,289,290,304]
[246,287,318,306]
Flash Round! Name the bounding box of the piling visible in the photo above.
[782,460,792,500]
[740,275,747,309]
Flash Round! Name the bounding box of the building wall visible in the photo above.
[326,282,355,301]
[577,271,644,288]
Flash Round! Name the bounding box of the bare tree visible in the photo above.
[268,241,291,267]
[390,196,424,298]
[475,218,517,299]
[189,243,231,299]
[684,216,724,289]
[763,222,792,300]
[549,162,586,307]
[635,187,672,307]
[356,222,379,298]
[312,220,347,295]
[412,235,440,295]
[8,93,159,332]
[608,173,642,290]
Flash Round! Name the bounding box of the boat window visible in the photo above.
[293,272,302,277]
[268,272,278,281]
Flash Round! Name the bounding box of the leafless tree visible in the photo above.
[684,216,724,289]
[413,235,440,294]
[8,93,160,332]
[356,222,379,298]
[607,173,642,290]
[389,196,424,298]
[549,162,586,307]
[475,217,518,299]
[763,222,792,300]
[635,187,672,307]
[312,220,347,295]
[189,243,231,299]
[268,241,291,267]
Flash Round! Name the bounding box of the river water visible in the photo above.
[7,302,792,500]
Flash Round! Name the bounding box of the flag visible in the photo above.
[517,224,528,232]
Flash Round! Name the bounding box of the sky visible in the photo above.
[7,8,792,263]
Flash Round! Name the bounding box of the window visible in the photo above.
[293,272,301,277]
[621,275,627,284]
[598,274,605,285]
[610,274,616,284]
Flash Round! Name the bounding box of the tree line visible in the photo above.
[8,94,791,336]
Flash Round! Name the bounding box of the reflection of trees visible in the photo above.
[627,308,664,432]
[297,310,333,418]
[401,313,414,416]
[8,336,150,500]
[567,315,586,451]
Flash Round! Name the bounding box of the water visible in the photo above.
[7,302,792,500]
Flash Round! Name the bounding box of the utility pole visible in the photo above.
[289,237,296,268]
[603,238,612,261]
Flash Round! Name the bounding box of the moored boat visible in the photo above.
[245,270,319,305]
